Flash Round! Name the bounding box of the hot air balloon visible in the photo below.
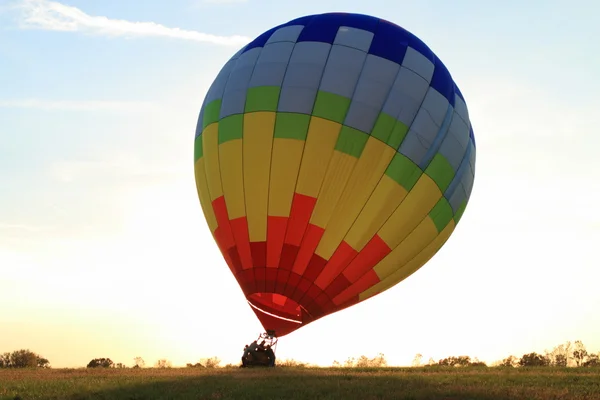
[193,13,476,342]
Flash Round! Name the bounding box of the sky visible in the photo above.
[0,0,599,368]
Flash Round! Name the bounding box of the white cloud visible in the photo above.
[15,0,250,46]
[0,98,157,111]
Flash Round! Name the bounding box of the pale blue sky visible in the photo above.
[0,0,599,368]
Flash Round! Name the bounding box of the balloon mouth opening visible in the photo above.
[247,299,303,324]
[246,293,312,336]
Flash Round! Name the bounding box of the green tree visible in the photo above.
[87,358,114,368]
[500,355,518,367]
[583,353,600,367]
[572,341,588,367]
[0,350,49,368]
[519,352,549,367]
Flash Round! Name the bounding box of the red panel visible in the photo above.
[343,235,391,282]
[250,241,267,268]
[238,268,256,294]
[303,253,328,282]
[285,193,317,246]
[283,273,301,299]
[265,268,278,293]
[279,244,300,270]
[324,273,352,300]
[254,267,266,293]
[266,216,288,268]
[333,269,381,305]
[314,292,335,314]
[230,217,253,270]
[314,241,358,289]
[292,224,324,274]
[291,276,313,303]
[226,246,243,274]
[274,269,291,293]
[211,196,235,250]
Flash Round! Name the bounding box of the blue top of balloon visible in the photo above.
[238,12,467,128]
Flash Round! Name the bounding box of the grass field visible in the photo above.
[1,366,599,400]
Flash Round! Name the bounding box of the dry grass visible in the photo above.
[1,366,599,400]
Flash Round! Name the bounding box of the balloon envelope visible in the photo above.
[194,12,476,337]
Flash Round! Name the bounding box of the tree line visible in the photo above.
[1,340,598,369]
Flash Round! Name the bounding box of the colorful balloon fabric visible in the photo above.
[194,12,476,337]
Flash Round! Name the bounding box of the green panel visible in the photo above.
[218,114,244,144]
[385,153,422,191]
[274,112,311,140]
[425,154,455,192]
[312,91,351,124]
[335,126,369,158]
[429,197,454,232]
[245,86,281,113]
[202,99,221,129]
[371,113,408,149]
[194,136,203,161]
[388,121,409,149]
[454,200,467,224]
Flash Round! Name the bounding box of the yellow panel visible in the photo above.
[315,138,396,259]
[219,139,245,220]
[310,151,357,229]
[244,112,275,242]
[296,117,341,198]
[269,138,304,217]
[359,220,455,301]
[374,216,439,279]
[202,123,223,201]
[344,175,408,251]
[378,174,441,248]
[194,158,218,233]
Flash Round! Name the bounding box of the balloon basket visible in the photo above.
[240,331,278,368]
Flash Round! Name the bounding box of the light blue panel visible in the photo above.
[204,57,238,103]
[278,43,329,114]
[281,41,330,91]
[249,63,288,87]
[398,130,431,164]
[437,134,463,171]
[448,114,470,151]
[343,101,381,133]
[233,47,262,71]
[438,115,469,171]
[401,46,434,83]
[277,86,318,114]
[219,89,247,118]
[418,103,454,169]
[399,107,438,164]
[319,44,367,98]
[444,140,471,199]
[219,48,262,117]
[382,66,428,126]
[350,54,400,106]
[257,42,295,64]
[420,87,450,127]
[448,183,467,212]
[281,61,325,89]
[461,162,475,201]
[249,42,295,87]
[266,25,304,44]
[343,55,399,132]
[333,26,374,52]
[225,48,262,91]
[288,41,331,65]
[454,94,470,125]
